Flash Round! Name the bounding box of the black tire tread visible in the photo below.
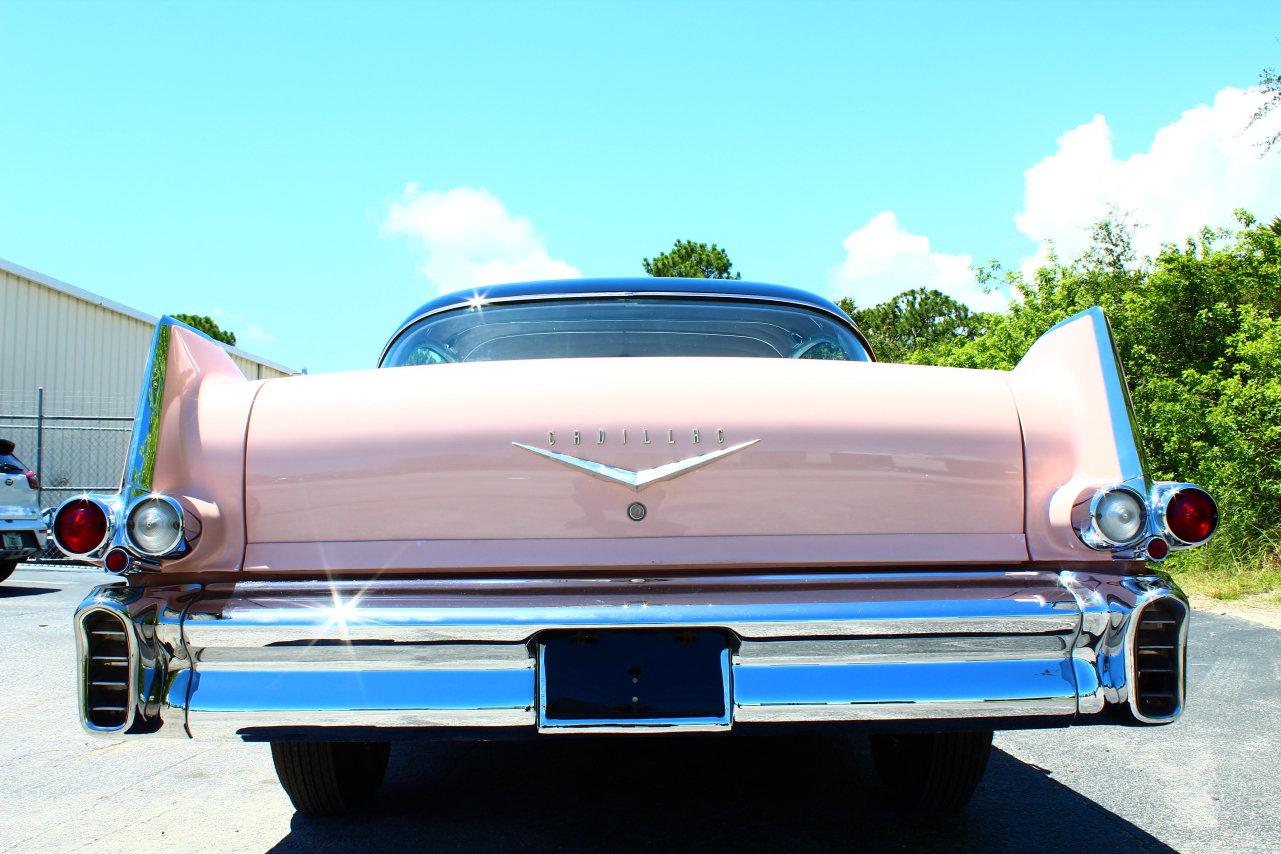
[270,741,390,816]
[0,560,16,584]
[871,730,992,812]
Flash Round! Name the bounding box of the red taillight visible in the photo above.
[1166,488,1217,544]
[53,499,109,555]
[25,470,39,490]
[1146,537,1169,561]
[103,548,132,573]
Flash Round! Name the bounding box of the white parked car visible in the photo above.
[0,439,47,582]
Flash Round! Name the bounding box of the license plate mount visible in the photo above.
[2,533,24,550]
[538,629,732,732]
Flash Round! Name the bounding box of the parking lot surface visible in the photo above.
[2,566,1278,853]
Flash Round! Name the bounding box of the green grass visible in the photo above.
[1165,529,1281,601]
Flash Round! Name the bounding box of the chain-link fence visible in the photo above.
[1,387,133,562]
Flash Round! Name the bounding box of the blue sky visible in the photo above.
[2,1,1279,372]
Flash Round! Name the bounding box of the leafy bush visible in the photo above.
[847,213,1281,598]
[173,313,237,346]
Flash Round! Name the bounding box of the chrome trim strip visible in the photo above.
[732,658,1079,717]
[121,319,173,502]
[187,707,536,737]
[733,635,1071,665]
[184,608,1081,647]
[378,290,875,367]
[182,570,1082,647]
[536,722,730,734]
[513,440,759,491]
[202,570,1059,592]
[183,668,535,715]
[194,643,533,672]
[733,698,1074,723]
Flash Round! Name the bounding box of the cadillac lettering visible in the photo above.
[56,279,1216,816]
[545,428,728,445]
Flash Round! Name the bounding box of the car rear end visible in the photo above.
[0,439,46,576]
[50,286,1217,814]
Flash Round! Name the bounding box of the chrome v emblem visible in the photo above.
[513,440,759,491]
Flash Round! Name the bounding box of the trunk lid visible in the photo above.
[243,358,1026,571]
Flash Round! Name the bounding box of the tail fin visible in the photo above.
[120,318,260,571]
[121,318,246,500]
[1009,307,1149,560]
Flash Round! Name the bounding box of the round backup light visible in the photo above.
[1095,489,1145,545]
[1165,488,1218,545]
[126,496,184,556]
[53,498,110,556]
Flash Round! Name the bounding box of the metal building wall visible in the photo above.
[1,259,291,414]
[0,258,293,508]
[2,265,148,418]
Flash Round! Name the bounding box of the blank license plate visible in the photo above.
[2,533,24,550]
[539,629,731,729]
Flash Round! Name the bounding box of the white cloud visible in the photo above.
[827,211,1007,311]
[1016,86,1281,275]
[208,307,275,348]
[383,185,580,293]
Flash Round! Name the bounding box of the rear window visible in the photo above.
[0,453,25,475]
[382,298,870,366]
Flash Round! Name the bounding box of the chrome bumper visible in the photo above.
[74,569,1187,739]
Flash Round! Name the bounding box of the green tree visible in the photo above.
[643,240,741,279]
[1249,65,1281,154]
[838,288,989,363]
[173,313,237,346]
[831,213,1281,597]
[912,213,1281,597]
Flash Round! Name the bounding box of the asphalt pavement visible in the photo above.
[2,565,1277,853]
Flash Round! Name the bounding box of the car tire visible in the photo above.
[270,740,391,816]
[869,730,992,812]
[0,560,16,584]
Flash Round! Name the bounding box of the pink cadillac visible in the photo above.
[54,279,1217,815]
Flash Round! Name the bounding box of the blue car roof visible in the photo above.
[396,277,854,330]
